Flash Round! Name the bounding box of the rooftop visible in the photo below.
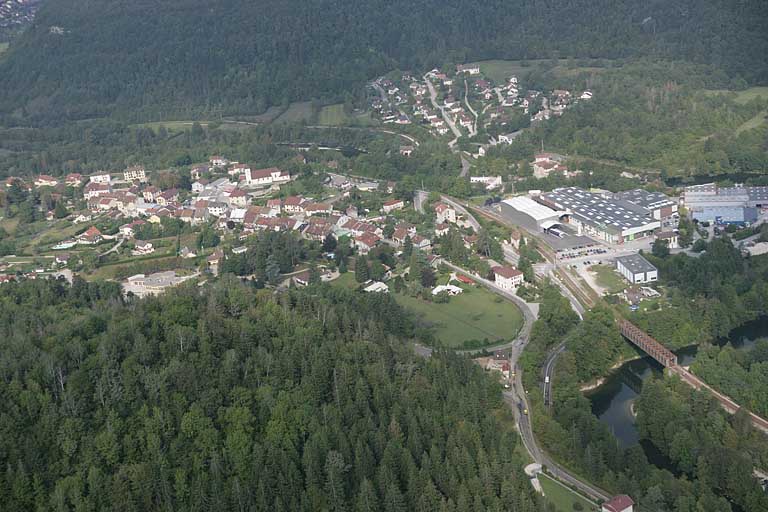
[616,254,657,274]
[542,187,656,233]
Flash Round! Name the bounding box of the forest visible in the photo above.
[0,276,543,511]
[0,0,767,125]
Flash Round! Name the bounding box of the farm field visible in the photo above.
[273,101,315,124]
[538,474,598,512]
[393,282,523,348]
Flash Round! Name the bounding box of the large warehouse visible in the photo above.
[537,187,660,244]
[683,184,768,224]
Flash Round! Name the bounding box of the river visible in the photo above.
[588,317,768,449]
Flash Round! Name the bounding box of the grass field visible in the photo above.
[318,104,376,126]
[274,101,315,124]
[466,59,609,84]
[394,283,524,348]
[588,264,625,294]
[705,86,768,104]
[736,110,767,133]
[0,43,8,56]
[538,474,598,512]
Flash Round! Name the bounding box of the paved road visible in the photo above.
[439,195,481,232]
[423,74,462,140]
[463,79,478,136]
[414,189,428,214]
[99,237,125,257]
[460,156,471,177]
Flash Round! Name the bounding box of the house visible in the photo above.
[492,265,524,290]
[65,173,83,187]
[267,198,283,213]
[190,165,208,180]
[142,186,160,202]
[292,270,312,287]
[456,64,480,75]
[119,220,145,238]
[89,173,111,184]
[382,199,405,213]
[283,196,307,214]
[123,165,147,183]
[55,253,70,266]
[364,281,389,293]
[392,227,410,246]
[303,222,334,241]
[655,231,679,249]
[232,246,247,255]
[411,234,431,251]
[229,163,250,176]
[616,254,657,284]
[207,250,224,275]
[432,284,463,296]
[180,246,197,259]
[354,233,381,255]
[207,202,229,217]
[156,189,179,206]
[435,203,457,224]
[602,495,634,512]
[304,203,333,216]
[345,205,359,219]
[131,241,155,256]
[245,167,290,187]
[191,179,209,193]
[228,188,249,207]
[34,175,59,188]
[498,132,520,145]
[399,145,414,156]
[434,223,450,237]
[210,156,228,167]
[580,91,593,100]
[77,226,103,245]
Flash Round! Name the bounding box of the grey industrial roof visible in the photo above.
[541,187,655,232]
[616,254,657,275]
[614,189,675,211]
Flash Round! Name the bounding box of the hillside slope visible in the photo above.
[0,0,766,124]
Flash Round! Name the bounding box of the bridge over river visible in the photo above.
[619,319,768,433]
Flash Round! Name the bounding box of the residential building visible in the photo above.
[123,165,147,183]
[304,203,333,216]
[492,266,524,290]
[34,175,59,188]
[363,281,389,293]
[65,173,83,187]
[435,203,457,224]
[432,284,463,296]
[602,495,634,512]
[89,173,111,184]
[616,254,657,284]
[354,233,380,255]
[228,188,249,207]
[156,189,179,206]
[434,223,450,237]
[456,64,480,75]
[131,241,155,256]
[382,199,405,213]
[77,226,103,245]
[142,186,160,202]
[209,156,228,167]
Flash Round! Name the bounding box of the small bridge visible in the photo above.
[618,320,678,367]
[619,319,768,433]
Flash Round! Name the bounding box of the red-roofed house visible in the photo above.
[602,495,634,512]
[304,203,332,216]
[354,233,381,255]
[156,189,179,206]
[65,173,83,187]
[382,199,405,213]
[77,226,103,245]
[228,188,249,208]
[434,223,450,237]
[435,203,457,224]
[283,196,307,214]
[35,175,59,188]
[492,265,524,290]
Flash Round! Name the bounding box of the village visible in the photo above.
[370,63,592,156]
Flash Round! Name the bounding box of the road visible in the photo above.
[423,73,462,140]
[439,195,481,232]
[463,79,478,136]
[435,261,609,502]
[460,155,470,177]
[98,237,125,257]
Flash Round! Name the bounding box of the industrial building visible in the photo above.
[613,189,678,228]
[683,184,767,225]
[615,254,658,284]
[538,187,660,244]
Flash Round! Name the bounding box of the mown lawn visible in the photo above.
[393,283,523,348]
[318,103,376,126]
[538,474,598,512]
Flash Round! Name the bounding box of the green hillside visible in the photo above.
[0,0,766,124]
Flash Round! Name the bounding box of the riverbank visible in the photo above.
[579,355,643,392]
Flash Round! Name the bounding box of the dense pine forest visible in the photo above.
[0,0,766,124]
[0,277,540,511]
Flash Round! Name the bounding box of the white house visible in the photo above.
[209,156,229,167]
[34,175,59,188]
[432,284,463,296]
[131,241,155,256]
[382,199,405,213]
[616,254,657,284]
[492,266,524,290]
[89,173,112,184]
[363,281,389,293]
[123,166,147,183]
[435,203,457,224]
[245,167,290,187]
